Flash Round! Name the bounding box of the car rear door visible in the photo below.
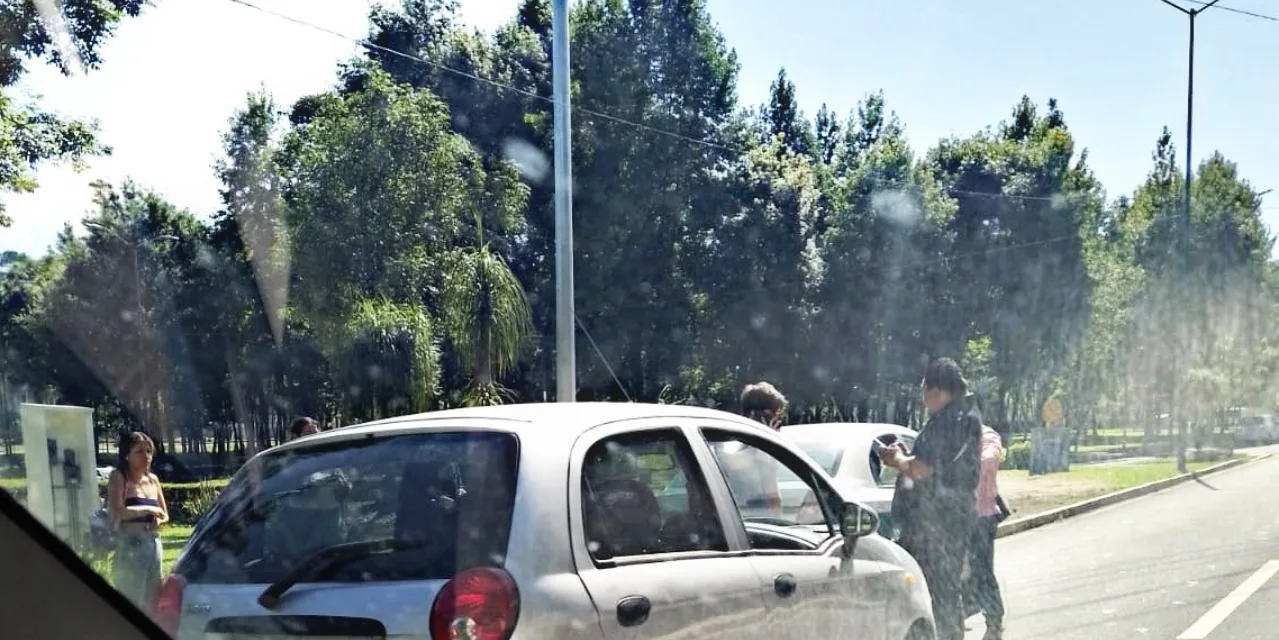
[696,422,892,640]
[570,420,770,640]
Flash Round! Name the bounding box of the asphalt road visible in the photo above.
[966,445,1279,640]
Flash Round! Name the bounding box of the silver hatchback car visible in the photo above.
[158,403,934,639]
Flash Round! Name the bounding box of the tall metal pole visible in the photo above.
[551,0,577,402]
[1177,10,1197,473]
[1183,12,1196,240]
[1157,0,1218,472]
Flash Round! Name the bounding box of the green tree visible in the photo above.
[279,70,523,340]
[278,69,532,414]
[440,214,536,406]
[207,90,331,455]
[38,181,207,450]
[927,97,1099,428]
[0,0,147,226]
[340,298,440,420]
[817,92,954,422]
[764,68,815,157]
[688,136,822,402]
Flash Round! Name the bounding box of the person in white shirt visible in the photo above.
[727,382,787,517]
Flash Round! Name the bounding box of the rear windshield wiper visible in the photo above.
[193,477,350,550]
[257,538,428,609]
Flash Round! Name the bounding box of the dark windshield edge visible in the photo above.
[0,488,173,639]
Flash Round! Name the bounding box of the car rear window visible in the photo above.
[793,441,843,476]
[175,431,519,585]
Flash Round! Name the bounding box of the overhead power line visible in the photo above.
[1182,0,1279,22]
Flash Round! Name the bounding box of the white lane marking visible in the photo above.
[1177,559,1279,639]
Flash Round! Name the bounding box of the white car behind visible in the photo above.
[780,422,919,539]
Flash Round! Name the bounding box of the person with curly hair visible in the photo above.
[739,381,788,429]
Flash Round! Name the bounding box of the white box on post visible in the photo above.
[19,403,96,550]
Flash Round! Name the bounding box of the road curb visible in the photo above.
[995,453,1270,538]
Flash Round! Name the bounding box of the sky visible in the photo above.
[2,0,1277,257]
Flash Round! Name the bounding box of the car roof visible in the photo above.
[271,402,769,453]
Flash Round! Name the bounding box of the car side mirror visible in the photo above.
[841,501,879,539]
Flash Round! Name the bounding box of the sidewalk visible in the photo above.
[1234,442,1279,457]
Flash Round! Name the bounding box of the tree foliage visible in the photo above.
[2,0,1275,468]
[0,0,146,226]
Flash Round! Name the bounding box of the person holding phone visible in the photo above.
[881,358,982,640]
[869,432,900,486]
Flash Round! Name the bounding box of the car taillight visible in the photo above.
[429,567,520,640]
[153,573,186,637]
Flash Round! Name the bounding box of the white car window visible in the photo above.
[582,428,728,561]
[700,429,841,544]
[793,441,842,476]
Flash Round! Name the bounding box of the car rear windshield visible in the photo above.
[793,441,842,476]
[175,430,519,585]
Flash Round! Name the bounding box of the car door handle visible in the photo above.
[774,573,797,598]
[616,595,651,627]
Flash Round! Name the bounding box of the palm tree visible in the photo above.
[341,298,440,420]
[440,215,535,407]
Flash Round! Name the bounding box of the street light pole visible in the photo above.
[551,0,577,403]
[1157,0,1219,473]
